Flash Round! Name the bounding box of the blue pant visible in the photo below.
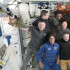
[43,63,60,70]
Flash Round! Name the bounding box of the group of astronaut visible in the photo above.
[21,10,70,70]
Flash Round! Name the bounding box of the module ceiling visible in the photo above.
[21,0,69,2]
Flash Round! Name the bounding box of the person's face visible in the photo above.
[56,14,62,20]
[42,13,49,19]
[49,36,55,45]
[45,13,49,19]
[38,22,46,31]
[63,34,69,42]
[62,21,67,29]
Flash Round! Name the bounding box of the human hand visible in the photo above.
[39,61,44,69]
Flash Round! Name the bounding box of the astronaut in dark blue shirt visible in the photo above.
[32,10,50,30]
[37,34,60,70]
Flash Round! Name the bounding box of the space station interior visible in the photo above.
[0,0,70,70]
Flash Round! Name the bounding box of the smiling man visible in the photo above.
[21,19,49,70]
[58,32,70,70]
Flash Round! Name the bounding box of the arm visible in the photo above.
[56,44,60,64]
[20,28,29,31]
[32,19,38,26]
[37,44,46,69]
[32,21,37,26]
[37,45,46,62]
[56,57,59,64]
[20,26,33,31]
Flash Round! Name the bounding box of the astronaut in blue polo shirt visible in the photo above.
[37,34,60,70]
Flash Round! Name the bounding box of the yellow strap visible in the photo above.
[0,62,4,66]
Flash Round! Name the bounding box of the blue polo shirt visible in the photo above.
[37,42,60,64]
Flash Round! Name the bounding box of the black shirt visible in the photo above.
[58,39,70,60]
[28,26,49,51]
[49,17,59,30]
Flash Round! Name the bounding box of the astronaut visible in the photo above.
[37,34,60,70]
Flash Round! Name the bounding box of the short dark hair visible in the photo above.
[54,11,63,17]
[61,20,68,24]
[63,31,70,35]
[40,10,48,17]
[38,18,46,24]
[49,34,56,39]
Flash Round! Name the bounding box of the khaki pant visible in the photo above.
[60,60,70,70]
